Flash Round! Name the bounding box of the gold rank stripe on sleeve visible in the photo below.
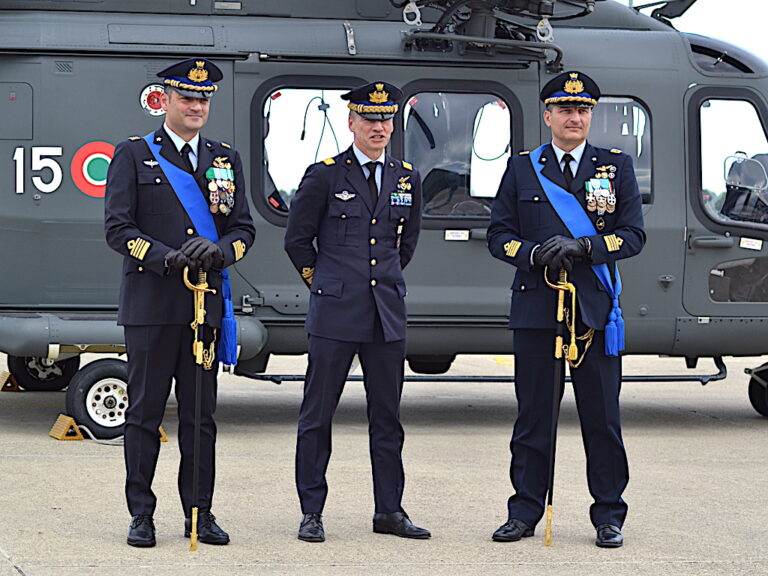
[301,267,315,285]
[604,234,624,252]
[232,239,246,262]
[504,240,521,258]
[127,237,151,261]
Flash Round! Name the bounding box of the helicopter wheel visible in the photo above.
[65,359,128,439]
[7,355,81,391]
[748,371,768,417]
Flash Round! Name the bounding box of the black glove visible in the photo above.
[533,243,573,272]
[180,237,224,271]
[537,235,590,270]
[164,249,191,272]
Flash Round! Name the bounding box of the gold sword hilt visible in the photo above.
[544,267,578,361]
[183,266,217,366]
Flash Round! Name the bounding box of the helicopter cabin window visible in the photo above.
[589,97,652,203]
[403,92,512,218]
[699,98,768,303]
[263,88,353,212]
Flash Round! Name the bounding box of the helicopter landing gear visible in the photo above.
[747,363,768,417]
[7,355,81,391]
[65,359,128,439]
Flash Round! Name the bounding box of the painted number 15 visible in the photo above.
[13,146,63,194]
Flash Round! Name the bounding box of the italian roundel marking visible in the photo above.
[71,141,115,198]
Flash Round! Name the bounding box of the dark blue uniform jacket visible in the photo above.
[105,128,255,328]
[284,147,422,343]
[487,143,645,330]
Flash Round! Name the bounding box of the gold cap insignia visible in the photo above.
[188,61,209,83]
[564,73,584,95]
[369,83,389,105]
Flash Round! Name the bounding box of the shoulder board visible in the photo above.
[322,158,336,166]
[518,150,530,156]
[128,136,141,141]
[610,148,622,154]
[221,142,232,149]
[401,161,413,171]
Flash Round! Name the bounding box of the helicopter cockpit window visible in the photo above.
[700,98,768,303]
[403,92,511,218]
[589,97,652,203]
[700,99,768,225]
[263,88,353,212]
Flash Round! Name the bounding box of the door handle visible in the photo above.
[469,228,487,241]
[690,236,734,249]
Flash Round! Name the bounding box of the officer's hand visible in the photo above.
[533,242,574,272]
[164,249,191,272]
[181,237,224,271]
[539,235,589,260]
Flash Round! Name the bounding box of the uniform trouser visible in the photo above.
[507,328,629,528]
[296,320,407,515]
[123,325,218,517]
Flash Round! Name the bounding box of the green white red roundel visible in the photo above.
[71,141,115,198]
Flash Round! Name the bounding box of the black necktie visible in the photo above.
[181,143,194,174]
[562,153,574,189]
[365,161,379,204]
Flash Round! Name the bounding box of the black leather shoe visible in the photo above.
[372,512,431,539]
[492,518,534,542]
[298,513,325,542]
[127,514,156,548]
[184,511,230,545]
[596,524,624,548]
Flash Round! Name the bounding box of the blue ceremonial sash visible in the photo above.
[529,144,624,356]
[143,133,238,365]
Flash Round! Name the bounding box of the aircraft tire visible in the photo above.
[65,358,128,439]
[748,376,768,417]
[7,355,80,392]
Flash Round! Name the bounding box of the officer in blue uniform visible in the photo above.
[487,71,645,548]
[284,82,430,542]
[105,58,255,547]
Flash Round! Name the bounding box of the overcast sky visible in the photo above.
[612,0,767,60]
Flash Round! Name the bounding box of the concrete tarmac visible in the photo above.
[1,353,767,576]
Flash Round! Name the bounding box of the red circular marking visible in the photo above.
[71,141,115,198]
[146,90,163,110]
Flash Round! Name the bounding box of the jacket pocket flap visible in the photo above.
[311,277,343,298]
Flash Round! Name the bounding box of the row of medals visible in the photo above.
[586,166,617,216]
[207,159,235,215]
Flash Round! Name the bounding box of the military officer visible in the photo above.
[284,82,430,543]
[105,58,255,547]
[487,71,646,548]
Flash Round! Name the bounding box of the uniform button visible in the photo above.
[186,228,195,235]
[370,238,376,245]
[533,196,540,202]
[138,266,144,272]
[399,217,405,223]
[370,259,377,266]
[371,218,377,225]
[341,214,347,220]
[317,289,323,295]
[521,285,526,291]
[370,279,377,287]
[155,178,162,184]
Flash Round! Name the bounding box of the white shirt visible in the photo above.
[551,140,586,177]
[163,123,200,171]
[352,144,385,192]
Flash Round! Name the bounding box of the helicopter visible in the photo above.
[2,0,768,438]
